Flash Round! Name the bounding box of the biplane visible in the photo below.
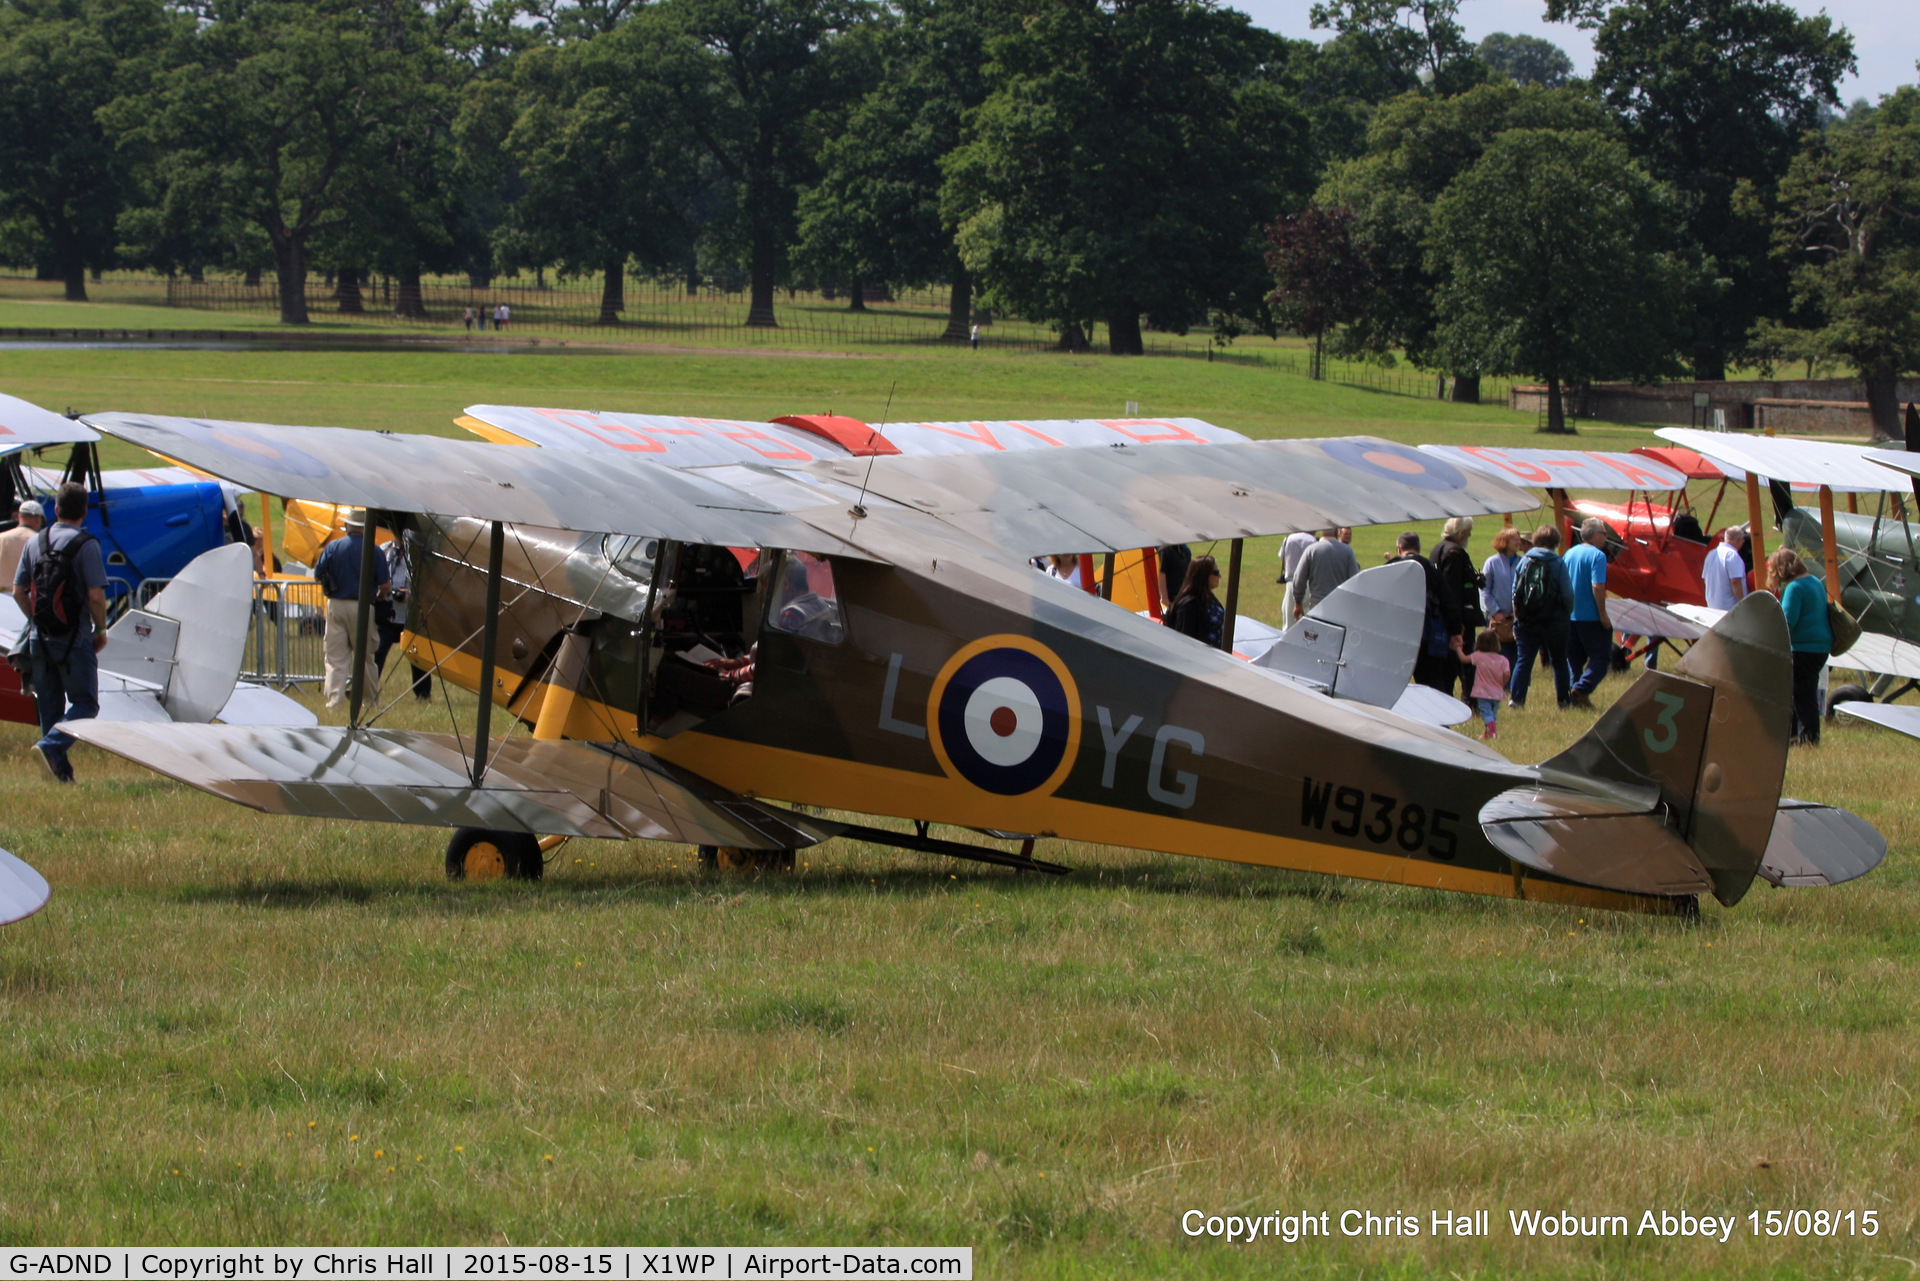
[7,400,1882,922]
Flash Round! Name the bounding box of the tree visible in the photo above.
[1775,87,1920,441]
[1475,32,1572,89]
[1429,128,1693,432]
[943,0,1312,354]
[655,0,875,327]
[1308,0,1486,97]
[1317,80,1612,401]
[1266,204,1374,379]
[500,21,699,324]
[1550,0,1856,379]
[796,0,1018,339]
[0,0,168,300]
[111,0,432,324]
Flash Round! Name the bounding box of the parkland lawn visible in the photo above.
[0,338,1914,1277]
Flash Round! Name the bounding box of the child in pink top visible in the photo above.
[1460,630,1512,740]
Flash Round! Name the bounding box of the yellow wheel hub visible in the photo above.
[464,841,507,881]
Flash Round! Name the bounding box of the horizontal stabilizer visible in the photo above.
[1481,785,1714,897]
[1607,596,1709,641]
[1391,684,1474,727]
[1253,560,1423,707]
[63,723,827,850]
[0,848,50,926]
[1759,800,1888,887]
[1834,700,1920,738]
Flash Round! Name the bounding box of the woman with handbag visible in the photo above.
[1479,526,1522,670]
[1769,548,1831,745]
[1434,517,1485,699]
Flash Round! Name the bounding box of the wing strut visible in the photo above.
[471,519,505,786]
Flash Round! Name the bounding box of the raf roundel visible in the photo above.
[1322,439,1466,493]
[928,636,1082,797]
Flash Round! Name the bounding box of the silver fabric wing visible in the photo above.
[62,723,829,850]
[84,412,878,559]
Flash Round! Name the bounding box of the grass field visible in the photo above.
[0,341,1914,1275]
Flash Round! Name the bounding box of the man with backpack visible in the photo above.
[1509,524,1574,711]
[10,482,106,783]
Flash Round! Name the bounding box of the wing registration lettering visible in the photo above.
[698,418,815,462]
[1098,419,1207,444]
[532,408,685,453]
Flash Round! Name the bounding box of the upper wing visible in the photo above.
[87,410,1535,563]
[0,392,96,455]
[458,404,1249,462]
[83,412,879,559]
[806,435,1538,554]
[1420,444,1690,491]
[1657,427,1904,494]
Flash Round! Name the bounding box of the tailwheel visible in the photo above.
[446,828,545,882]
[696,845,795,873]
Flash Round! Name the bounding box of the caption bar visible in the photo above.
[3,1251,971,1281]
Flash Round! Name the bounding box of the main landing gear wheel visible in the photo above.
[447,828,544,881]
[696,845,795,873]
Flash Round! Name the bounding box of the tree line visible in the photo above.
[0,0,1914,431]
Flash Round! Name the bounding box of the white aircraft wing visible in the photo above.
[84,412,881,560]
[0,393,96,455]
[1419,445,1689,491]
[86,411,1540,564]
[1836,700,1920,739]
[1831,631,1920,681]
[461,406,1252,462]
[1656,428,1905,494]
[1608,597,1711,641]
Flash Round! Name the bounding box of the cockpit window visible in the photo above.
[604,534,661,585]
[766,551,844,644]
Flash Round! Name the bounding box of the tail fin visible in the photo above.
[1537,592,1793,906]
[101,543,252,722]
[1252,559,1423,708]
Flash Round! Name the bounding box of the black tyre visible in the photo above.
[695,845,793,873]
[446,828,544,881]
[1826,682,1872,722]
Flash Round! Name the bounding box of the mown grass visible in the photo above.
[0,342,1912,1275]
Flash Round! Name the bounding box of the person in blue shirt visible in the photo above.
[314,510,392,710]
[1769,547,1832,745]
[1561,518,1613,709]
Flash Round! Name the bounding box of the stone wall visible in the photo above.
[1509,377,1920,434]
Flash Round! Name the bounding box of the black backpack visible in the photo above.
[1512,552,1567,627]
[29,527,96,639]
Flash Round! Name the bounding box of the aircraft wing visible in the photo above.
[83,413,878,560]
[1835,700,1920,739]
[1656,428,1904,494]
[808,436,1538,555]
[1831,631,1920,681]
[1607,597,1710,641]
[60,723,829,850]
[1419,445,1690,491]
[459,406,1253,461]
[0,392,96,455]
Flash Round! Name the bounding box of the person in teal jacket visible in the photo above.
[1769,547,1831,745]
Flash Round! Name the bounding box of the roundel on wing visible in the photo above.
[928,637,1081,797]
[1322,439,1465,493]
[207,428,335,479]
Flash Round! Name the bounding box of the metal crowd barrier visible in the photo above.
[246,577,328,687]
[132,574,330,688]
